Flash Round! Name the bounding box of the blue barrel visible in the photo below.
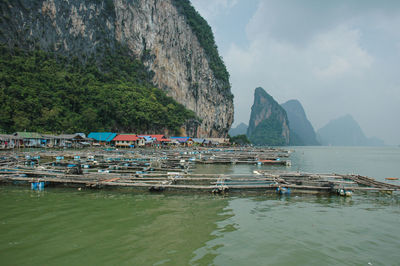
[31,182,45,191]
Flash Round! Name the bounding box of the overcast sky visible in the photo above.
[191,0,400,145]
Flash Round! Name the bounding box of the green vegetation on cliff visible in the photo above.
[172,0,230,89]
[248,117,287,146]
[0,44,196,134]
[247,87,290,146]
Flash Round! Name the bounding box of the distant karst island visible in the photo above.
[230,87,384,146]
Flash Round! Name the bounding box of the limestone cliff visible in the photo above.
[247,87,290,146]
[281,99,319,146]
[0,0,233,137]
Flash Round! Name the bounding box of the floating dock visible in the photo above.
[1,168,398,195]
[0,148,398,195]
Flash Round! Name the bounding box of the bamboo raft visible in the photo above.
[0,148,398,195]
[0,167,398,195]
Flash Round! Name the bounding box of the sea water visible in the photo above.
[0,146,399,265]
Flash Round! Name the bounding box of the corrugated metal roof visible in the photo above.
[42,134,61,139]
[138,136,153,141]
[137,135,171,142]
[192,138,205,143]
[14,132,43,139]
[170,137,191,143]
[58,134,83,139]
[145,135,170,142]
[0,134,19,140]
[88,132,117,142]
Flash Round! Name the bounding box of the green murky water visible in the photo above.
[1,147,400,265]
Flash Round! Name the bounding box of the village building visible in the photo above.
[13,132,43,148]
[2,131,228,149]
[58,134,91,148]
[192,138,205,146]
[0,134,20,149]
[204,138,230,146]
[88,132,117,145]
[138,135,171,146]
[39,134,91,148]
[112,134,145,148]
[41,134,62,147]
[139,136,154,146]
[169,137,193,146]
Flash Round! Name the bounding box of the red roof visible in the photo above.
[113,135,139,141]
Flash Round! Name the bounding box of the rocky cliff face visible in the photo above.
[281,99,319,145]
[247,87,289,145]
[0,0,233,137]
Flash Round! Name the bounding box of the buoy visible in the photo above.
[277,186,291,195]
[338,188,352,197]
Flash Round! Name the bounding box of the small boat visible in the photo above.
[385,177,398,180]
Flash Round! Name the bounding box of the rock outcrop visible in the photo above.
[229,122,248,137]
[281,99,319,146]
[247,87,289,145]
[0,0,233,137]
[317,114,384,146]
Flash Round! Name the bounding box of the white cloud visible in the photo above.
[313,56,350,79]
[226,23,374,115]
[310,26,373,79]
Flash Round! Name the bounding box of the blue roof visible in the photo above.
[138,136,154,141]
[88,132,117,142]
